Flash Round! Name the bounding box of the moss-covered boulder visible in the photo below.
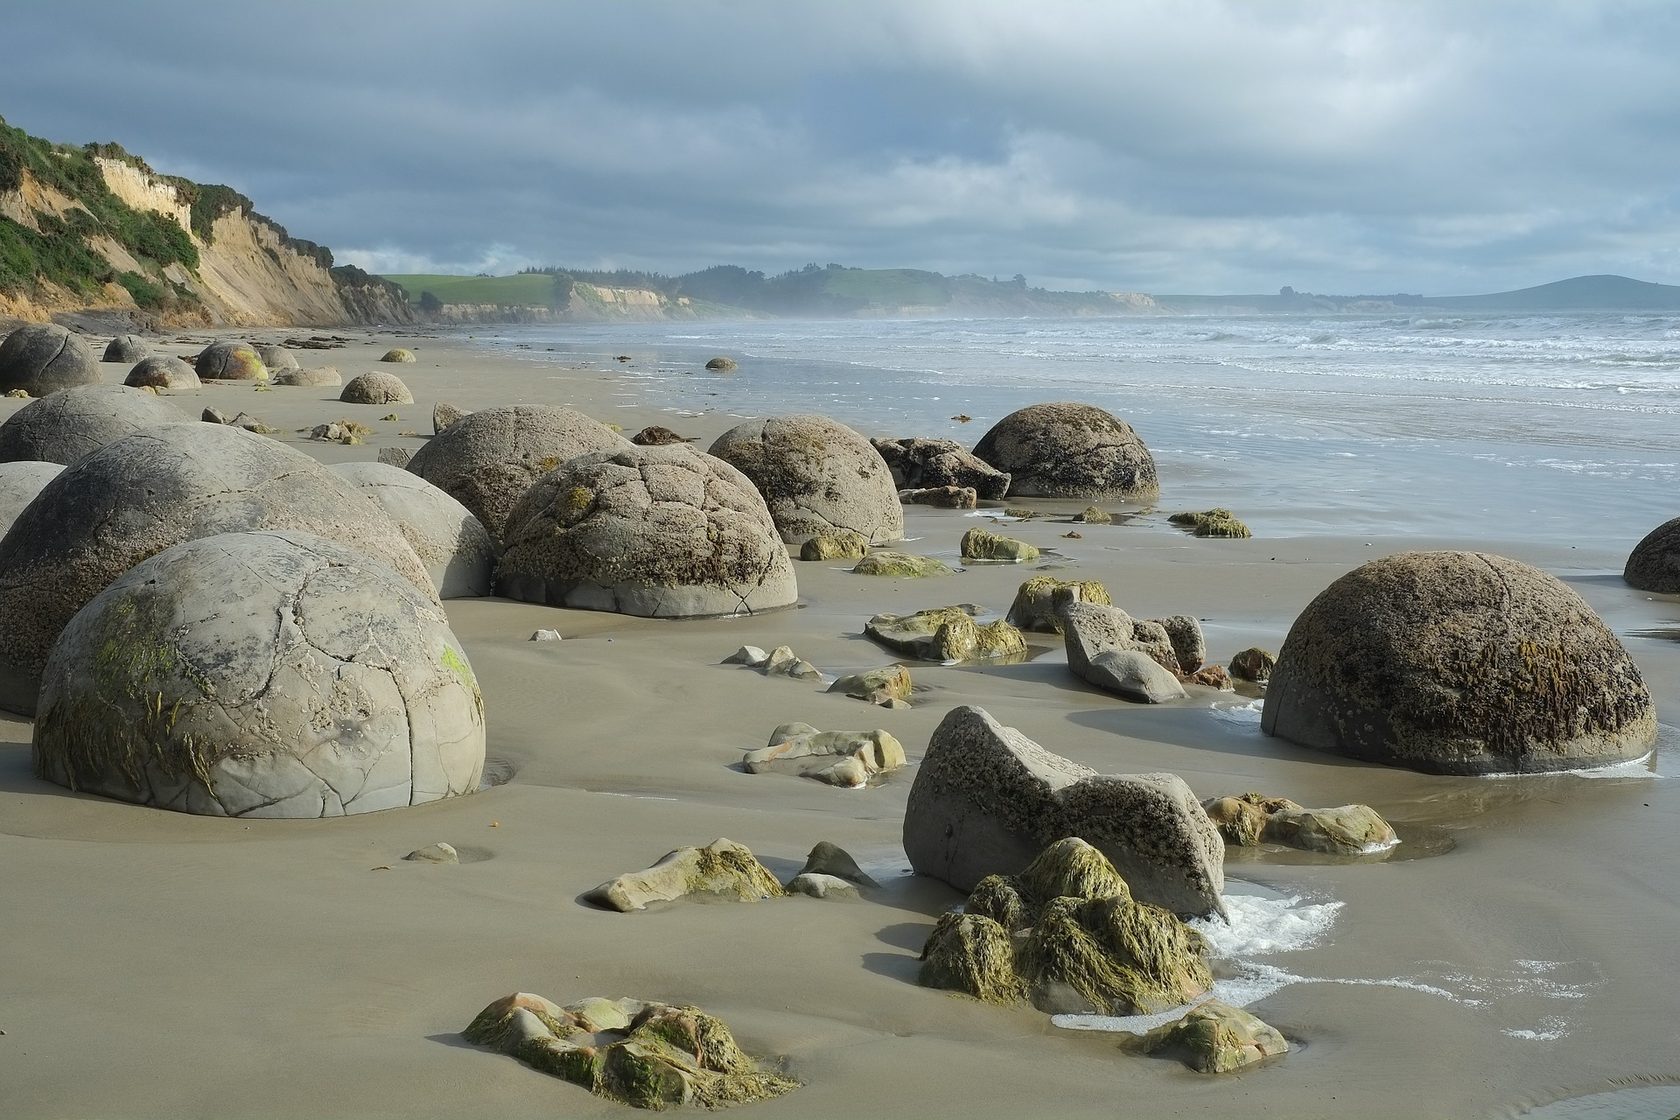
[1120,999,1288,1073]
[194,341,267,382]
[102,334,150,363]
[1076,506,1112,524]
[380,347,417,363]
[583,838,785,911]
[800,529,869,561]
[973,402,1157,500]
[743,722,905,787]
[341,370,413,405]
[851,551,951,577]
[1202,792,1397,855]
[708,414,903,547]
[960,527,1038,562]
[0,383,184,466]
[1262,551,1656,774]
[1005,576,1114,633]
[0,324,101,396]
[826,665,913,706]
[864,605,1026,662]
[1624,516,1680,593]
[125,356,200,390]
[1169,508,1251,538]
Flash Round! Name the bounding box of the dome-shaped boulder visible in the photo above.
[406,404,629,544]
[0,325,102,396]
[34,530,485,816]
[255,343,299,371]
[708,414,903,546]
[0,460,62,532]
[0,384,185,466]
[1262,551,1656,774]
[341,371,413,405]
[272,365,342,387]
[498,443,797,617]
[381,348,416,363]
[330,461,495,598]
[0,422,435,716]
[195,341,267,382]
[125,356,201,390]
[973,402,1158,500]
[102,334,150,363]
[1624,517,1680,593]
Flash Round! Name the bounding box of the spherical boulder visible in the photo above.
[0,422,435,716]
[498,443,797,617]
[0,460,62,532]
[125,356,201,390]
[34,530,485,817]
[341,370,413,405]
[255,343,299,371]
[708,414,903,546]
[406,404,629,544]
[330,461,495,598]
[0,324,102,396]
[272,365,342,387]
[0,384,185,466]
[195,341,267,382]
[1624,517,1680,593]
[381,348,416,363]
[972,402,1158,500]
[102,334,150,363]
[1262,551,1656,774]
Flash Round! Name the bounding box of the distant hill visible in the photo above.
[1424,274,1680,311]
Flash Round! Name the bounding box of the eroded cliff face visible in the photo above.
[424,283,699,324]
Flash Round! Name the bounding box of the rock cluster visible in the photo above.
[864,605,1026,662]
[871,436,1011,500]
[743,722,906,786]
[1169,508,1252,538]
[1202,792,1397,855]
[1058,601,1223,704]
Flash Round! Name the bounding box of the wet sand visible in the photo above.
[2,330,1677,1118]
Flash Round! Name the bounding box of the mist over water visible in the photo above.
[480,312,1680,543]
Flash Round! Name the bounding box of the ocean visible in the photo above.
[474,312,1680,546]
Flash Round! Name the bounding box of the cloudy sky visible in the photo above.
[3,1,1676,295]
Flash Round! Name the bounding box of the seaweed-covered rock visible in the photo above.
[1121,999,1288,1073]
[827,665,913,705]
[125,356,200,390]
[380,348,417,363]
[255,343,299,371]
[0,460,61,533]
[0,422,435,716]
[0,384,184,466]
[864,605,1026,662]
[406,404,628,544]
[851,551,951,577]
[272,365,342,387]
[1202,793,1397,855]
[583,838,784,911]
[498,443,796,618]
[709,414,903,546]
[800,529,869,561]
[102,334,150,363]
[904,706,1224,917]
[743,722,905,786]
[0,324,101,396]
[1005,576,1114,633]
[194,341,267,382]
[972,403,1157,500]
[463,992,797,1109]
[330,461,495,598]
[870,436,1011,500]
[341,371,414,405]
[33,530,484,816]
[1228,647,1275,683]
[1169,508,1252,538]
[919,913,1027,1004]
[1624,516,1680,593]
[1261,551,1656,774]
[960,527,1037,562]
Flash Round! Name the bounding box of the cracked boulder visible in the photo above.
[498,443,796,618]
[584,838,785,911]
[0,383,184,466]
[102,334,151,363]
[125,356,201,390]
[330,461,496,599]
[341,370,414,405]
[708,414,903,547]
[871,436,1011,500]
[0,324,102,396]
[1262,551,1656,774]
[33,530,485,817]
[972,402,1158,500]
[743,722,906,787]
[904,705,1224,917]
[406,404,628,545]
[194,341,267,382]
[463,993,798,1109]
[0,422,435,716]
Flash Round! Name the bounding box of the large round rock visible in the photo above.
[125,356,201,390]
[194,341,267,382]
[34,530,485,817]
[330,461,495,598]
[498,443,797,617]
[972,402,1158,500]
[341,370,413,405]
[1262,551,1656,774]
[103,334,150,363]
[255,343,299,371]
[0,422,435,716]
[0,384,184,465]
[1624,517,1680,593]
[0,325,102,396]
[406,404,629,544]
[707,414,903,546]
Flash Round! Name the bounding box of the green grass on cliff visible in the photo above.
[385,273,561,306]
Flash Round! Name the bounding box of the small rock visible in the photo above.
[1006,576,1114,633]
[377,446,413,468]
[1203,792,1398,855]
[1228,647,1276,683]
[1063,530,1082,539]
[1085,648,1188,703]
[787,658,822,680]
[380,348,417,363]
[583,837,784,912]
[865,605,1026,662]
[798,840,879,887]
[529,629,562,641]
[721,644,770,667]
[1003,507,1038,519]
[1189,664,1234,690]
[899,485,978,509]
[801,529,869,561]
[764,645,799,675]
[851,551,951,577]
[961,527,1038,563]
[786,872,859,898]
[630,424,692,446]
[403,842,460,864]
[433,401,468,433]
[1075,505,1112,524]
[1169,508,1252,538]
[704,356,738,371]
[743,723,906,787]
[1121,999,1288,1073]
[201,407,230,425]
[827,665,913,706]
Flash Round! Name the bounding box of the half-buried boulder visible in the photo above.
[972,402,1158,500]
[800,529,868,561]
[1624,516,1680,593]
[0,384,184,466]
[125,356,200,390]
[330,461,496,598]
[584,838,784,911]
[0,422,435,716]
[743,722,905,787]
[381,348,417,363]
[0,324,101,396]
[864,605,1026,662]
[1261,551,1656,774]
[194,341,266,382]
[709,414,903,547]
[497,443,796,617]
[1119,1000,1288,1073]
[1202,792,1398,855]
[255,343,299,371]
[102,334,150,363]
[272,365,342,387]
[851,551,951,577]
[341,370,414,405]
[33,530,485,816]
[406,404,629,544]
[871,436,1011,500]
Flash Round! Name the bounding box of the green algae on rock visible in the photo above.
[1118,999,1288,1073]
[864,605,1027,662]
[583,838,785,912]
[380,347,416,362]
[851,551,952,577]
[1202,792,1397,855]
[800,529,869,561]
[1005,575,1114,633]
[1168,508,1252,538]
[961,526,1039,562]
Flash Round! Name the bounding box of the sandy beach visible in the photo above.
[2,328,1677,1119]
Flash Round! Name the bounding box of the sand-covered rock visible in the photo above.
[341,371,414,405]
[1119,999,1288,1073]
[1624,516,1680,593]
[330,461,496,598]
[33,530,485,816]
[0,324,101,397]
[972,402,1158,500]
[709,414,903,547]
[0,384,184,466]
[904,706,1225,916]
[0,422,435,716]
[498,443,797,617]
[102,334,150,363]
[272,365,342,387]
[1202,792,1397,855]
[743,722,906,786]
[0,460,62,532]
[871,436,1011,500]
[195,341,267,382]
[851,551,951,577]
[1262,550,1656,774]
[1006,576,1114,633]
[960,527,1038,562]
[125,356,200,390]
[584,838,784,911]
[406,404,629,544]
[864,605,1026,662]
